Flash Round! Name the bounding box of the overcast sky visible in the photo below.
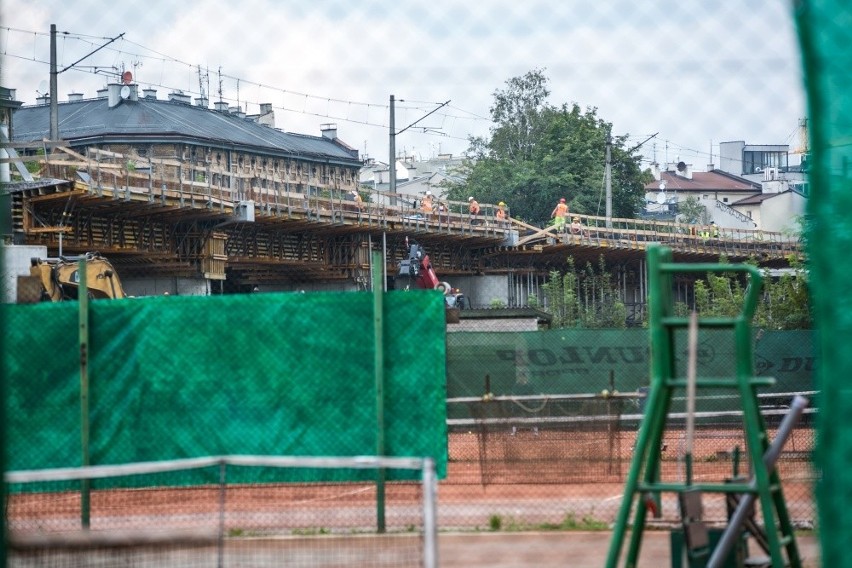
[0,0,806,170]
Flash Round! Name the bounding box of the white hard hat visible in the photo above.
[426,190,432,195]
[468,196,474,201]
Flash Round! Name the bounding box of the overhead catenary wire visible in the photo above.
[1,25,489,139]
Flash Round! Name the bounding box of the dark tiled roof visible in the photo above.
[11,97,361,167]
[645,170,761,192]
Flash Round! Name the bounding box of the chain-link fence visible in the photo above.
[4,293,816,543]
[441,325,816,531]
[6,456,438,568]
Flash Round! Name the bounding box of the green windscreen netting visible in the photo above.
[795,1,852,565]
[2,291,448,482]
[446,329,814,399]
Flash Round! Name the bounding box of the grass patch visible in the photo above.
[483,511,609,532]
[539,512,609,531]
[292,527,330,536]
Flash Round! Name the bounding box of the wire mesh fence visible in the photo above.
[3,294,817,542]
[5,456,438,568]
[441,325,816,531]
[441,394,815,530]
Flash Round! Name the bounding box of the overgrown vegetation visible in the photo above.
[539,254,812,329]
[692,254,812,330]
[542,256,627,328]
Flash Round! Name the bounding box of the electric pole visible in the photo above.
[389,95,396,194]
[388,95,450,196]
[49,24,59,143]
[605,130,612,228]
[48,25,125,145]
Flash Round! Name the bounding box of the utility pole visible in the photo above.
[605,130,612,228]
[49,24,59,144]
[48,25,125,145]
[389,95,396,194]
[388,95,450,196]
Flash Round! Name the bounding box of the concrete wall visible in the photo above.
[451,275,509,308]
[123,276,210,297]
[760,192,806,233]
[447,318,540,332]
[1,244,48,303]
[124,276,361,297]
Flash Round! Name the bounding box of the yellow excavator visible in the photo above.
[18,253,127,302]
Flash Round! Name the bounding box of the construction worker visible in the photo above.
[468,196,481,224]
[570,216,587,237]
[496,202,507,226]
[551,198,569,231]
[421,190,434,216]
[351,189,363,210]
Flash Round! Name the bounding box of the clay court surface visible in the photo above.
[6,426,817,566]
[438,531,821,567]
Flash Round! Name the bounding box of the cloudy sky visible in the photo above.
[0,0,807,169]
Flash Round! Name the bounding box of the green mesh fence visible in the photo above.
[2,291,448,482]
[796,1,852,564]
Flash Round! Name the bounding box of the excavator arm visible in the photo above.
[27,253,126,301]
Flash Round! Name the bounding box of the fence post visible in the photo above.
[372,250,386,532]
[217,460,226,568]
[78,256,90,529]
[422,457,438,568]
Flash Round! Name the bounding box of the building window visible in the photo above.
[723,197,729,203]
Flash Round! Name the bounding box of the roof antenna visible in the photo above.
[197,65,208,102]
[217,66,224,103]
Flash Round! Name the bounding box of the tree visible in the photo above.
[677,195,707,225]
[442,69,650,225]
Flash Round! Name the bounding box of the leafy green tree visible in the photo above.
[442,69,650,225]
[677,196,707,225]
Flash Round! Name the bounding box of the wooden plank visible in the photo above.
[28,226,72,234]
[55,146,89,161]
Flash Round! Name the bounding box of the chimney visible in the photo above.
[214,101,229,112]
[674,160,693,180]
[320,123,338,140]
[254,103,275,126]
[97,87,108,99]
[107,83,137,108]
[707,163,715,171]
[36,94,50,105]
[195,96,209,108]
[168,90,191,105]
[229,106,245,118]
[142,88,157,99]
[67,92,83,102]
